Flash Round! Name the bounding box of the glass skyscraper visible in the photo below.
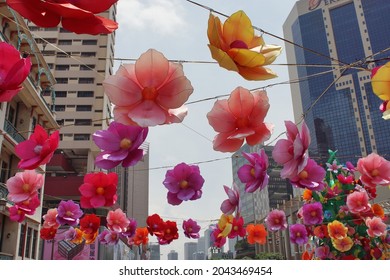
[284,0,390,164]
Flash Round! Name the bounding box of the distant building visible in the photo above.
[184,242,197,260]
[149,243,160,260]
[167,250,178,260]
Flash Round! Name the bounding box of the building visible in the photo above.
[0,1,59,259]
[184,242,197,260]
[149,243,161,260]
[283,0,390,165]
[167,250,178,260]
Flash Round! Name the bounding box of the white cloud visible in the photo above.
[117,0,187,35]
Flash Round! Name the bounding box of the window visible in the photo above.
[76,105,92,111]
[55,91,67,97]
[80,65,95,70]
[79,78,94,84]
[74,134,90,141]
[18,224,26,257]
[80,52,96,57]
[77,91,94,97]
[55,105,65,112]
[82,40,97,45]
[26,228,32,258]
[55,65,69,71]
[56,78,68,84]
[75,119,92,126]
[42,50,55,56]
[31,230,38,259]
[58,40,72,45]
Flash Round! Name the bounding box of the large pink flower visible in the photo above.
[15,125,59,170]
[365,217,387,237]
[302,202,323,225]
[93,122,148,169]
[0,42,31,102]
[265,209,287,231]
[42,208,60,229]
[357,153,390,188]
[207,86,273,152]
[272,121,311,179]
[6,170,43,203]
[6,0,118,35]
[289,158,325,191]
[346,190,371,214]
[103,49,193,127]
[107,209,130,233]
[220,184,240,215]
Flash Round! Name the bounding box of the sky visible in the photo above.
[114,0,297,259]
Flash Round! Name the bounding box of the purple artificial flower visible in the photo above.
[98,229,120,245]
[237,149,269,193]
[315,245,330,260]
[63,227,76,241]
[163,162,205,205]
[289,224,308,245]
[289,158,326,191]
[272,121,310,179]
[93,121,148,169]
[56,200,83,227]
[302,202,323,225]
[183,218,201,239]
[121,218,137,238]
[265,209,287,231]
[220,184,240,215]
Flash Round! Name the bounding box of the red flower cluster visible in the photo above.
[146,214,179,245]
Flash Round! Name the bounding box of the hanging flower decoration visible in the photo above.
[6,170,43,203]
[163,162,205,206]
[43,208,60,229]
[15,125,59,170]
[0,42,32,102]
[207,86,273,152]
[182,219,201,239]
[93,122,148,169]
[289,158,326,191]
[265,209,287,231]
[40,226,58,240]
[129,227,149,246]
[228,216,246,239]
[146,214,179,245]
[289,224,309,245]
[246,223,267,245]
[356,152,390,188]
[122,218,138,239]
[79,214,101,235]
[79,172,118,208]
[207,10,282,80]
[103,49,193,127]
[55,200,83,227]
[6,0,118,35]
[106,209,130,233]
[211,226,227,248]
[220,184,240,215]
[371,62,390,119]
[98,229,120,245]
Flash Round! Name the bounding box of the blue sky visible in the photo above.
[114,0,297,259]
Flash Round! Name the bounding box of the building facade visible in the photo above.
[167,250,178,260]
[184,242,197,260]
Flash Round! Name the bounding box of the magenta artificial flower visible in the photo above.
[357,153,390,188]
[107,208,130,233]
[365,217,387,237]
[99,229,120,245]
[6,170,43,203]
[228,216,246,239]
[9,205,26,223]
[56,200,83,226]
[42,208,59,229]
[207,87,273,152]
[289,158,326,191]
[211,227,227,248]
[182,218,201,239]
[346,190,371,214]
[237,149,269,193]
[272,121,310,179]
[103,49,193,127]
[302,202,323,225]
[289,224,308,245]
[220,184,240,215]
[315,245,330,260]
[0,42,31,102]
[265,209,287,231]
[15,125,59,170]
[163,162,205,206]
[93,122,148,169]
[15,195,40,215]
[122,218,137,238]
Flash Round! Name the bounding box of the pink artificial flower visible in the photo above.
[289,158,325,191]
[365,217,387,237]
[182,219,201,239]
[272,121,310,179]
[357,153,390,188]
[220,184,240,215]
[302,202,323,225]
[326,160,342,173]
[93,122,148,169]
[15,195,40,215]
[99,229,120,245]
[315,245,330,260]
[42,208,60,229]
[79,172,118,208]
[122,218,137,238]
[346,190,371,214]
[163,163,204,206]
[56,200,83,227]
[228,216,246,239]
[6,170,43,203]
[15,125,59,170]
[103,49,193,127]
[106,209,130,233]
[0,42,31,102]
[9,205,26,223]
[237,149,269,193]
[265,209,287,231]
[289,224,308,245]
[207,86,273,152]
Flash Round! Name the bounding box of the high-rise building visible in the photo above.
[184,242,197,260]
[167,250,178,260]
[148,243,160,260]
[283,0,390,164]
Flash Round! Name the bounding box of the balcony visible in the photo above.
[3,119,25,144]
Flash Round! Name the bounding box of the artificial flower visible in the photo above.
[272,121,310,179]
[346,190,371,214]
[228,216,246,239]
[157,220,179,245]
[331,236,353,252]
[71,228,84,244]
[122,218,137,238]
[146,214,165,236]
[371,62,390,119]
[98,229,120,245]
[315,245,330,260]
[15,125,59,170]
[40,226,57,240]
[217,214,234,238]
[289,158,326,191]
[356,153,390,188]
[326,160,342,173]
[313,225,329,239]
[163,162,204,206]
[371,204,385,219]
[207,10,281,80]
[237,149,269,193]
[129,227,149,246]
[103,49,193,127]
[83,231,99,244]
[42,208,59,229]
[9,206,26,223]
[302,202,323,225]
[79,172,118,208]
[56,200,83,226]
[79,214,101,234]
[365,217,387,237]
[6,170,43,203]
[246,223,267,245]
[265,209,287,231]
[302,189,312,201]
[107,209,129,233]
[6,0,118,35]
[93,122,148,169]
[327,220,348,240]
[62,227,76,241]
[15,195,40,216]
[0,42,31,102]
[182,219,201,239]
[220,184,240,215]
[289,224,308,245]
[211,227,227,248]
[207,87,273,152]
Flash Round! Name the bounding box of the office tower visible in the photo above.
[184,242,197,260]
[148,243,161,260]
[167,250,178,260]
[0,3,58,259]
[284,0,390,164]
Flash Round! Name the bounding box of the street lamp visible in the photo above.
[0,198,6,212]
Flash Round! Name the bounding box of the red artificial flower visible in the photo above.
[146,213,165,236]
[157,220,179,245]
[6,0,118,35]
[79,214,101,234]
[40,226,57,240]
[129,227,149,246]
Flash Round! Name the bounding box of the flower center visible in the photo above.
[120,138,132,149]
[166,228,171,234]
[187,227,193,232]
[233,226,238,231]
[311,211,317,217]
[371,169,379,177]
[142,87,158,100]
[66,211,73,217]
[296,232,301,237]
[17,210,23,215]
[96,187,105,195]
[180,180,189,189]
[22,200,30,206]
[274,218,280,224]
[230,40,248,49]
[236,117,249,128]
[250,168,256,177]
[34,145,43,154]
[299,170,309,179]
[22,184,31,192]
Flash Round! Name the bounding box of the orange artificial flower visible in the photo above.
[302,250,314,260]
[207,10,281,81]
[313,225,329,238]
[302,189,312,201]
[372,203,385,219]
[132,227,149,246]
[246,223,267,244]
[83,231,98,244]
[71,228,84,244]
[331,236,353,252]
[327,220,348,240]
